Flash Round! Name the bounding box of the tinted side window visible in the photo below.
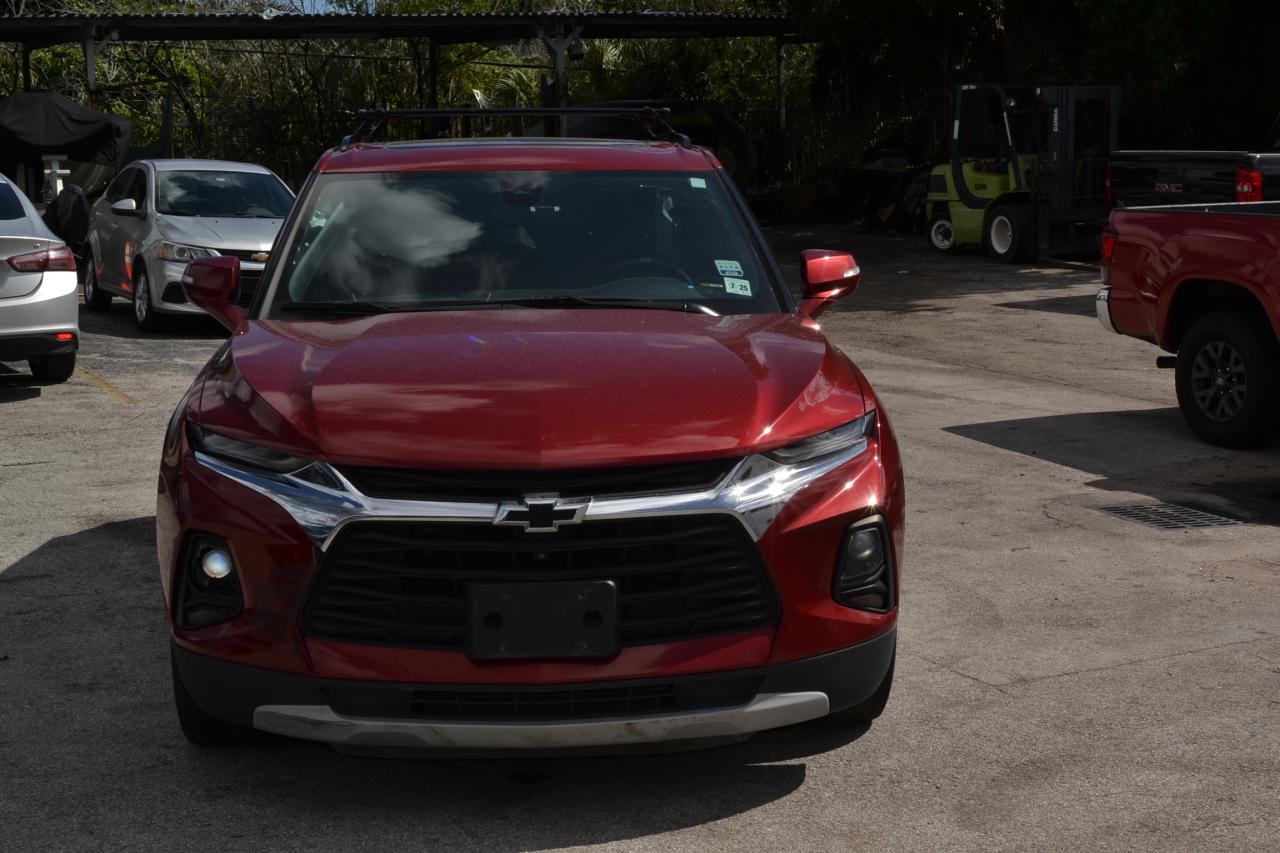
[104,168,134,203]
[0,182,25,221]
[125,170,148,208]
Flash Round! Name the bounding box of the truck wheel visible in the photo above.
[1175,311,1280,447]
[171,648,254,747]
[28,353,76,383]
[827,653,894,725]
[928,215,960,253]
[986,205,1029,263]
[83,252,112,311]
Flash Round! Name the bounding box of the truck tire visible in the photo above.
[1175,311,1280,447]
[985,205,1029,263]
[928,214,960,253]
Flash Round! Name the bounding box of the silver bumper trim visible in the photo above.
[253,691,830,749]
[1096,287,1118,334]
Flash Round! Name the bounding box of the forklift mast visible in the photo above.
[930,82,1121,259]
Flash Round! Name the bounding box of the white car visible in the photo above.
[83,159,294,331]
[0,174,78,383]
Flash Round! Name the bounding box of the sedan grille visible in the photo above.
[302,515,778,651]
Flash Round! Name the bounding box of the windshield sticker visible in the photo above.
[697,281,725,290]
[689,177,708,189]
[724,277,752,296]
[715,259,744,277]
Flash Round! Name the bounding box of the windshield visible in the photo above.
[264,170,782,316]
[156,170,293,218]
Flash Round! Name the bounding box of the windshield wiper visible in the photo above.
[490,296,719,315]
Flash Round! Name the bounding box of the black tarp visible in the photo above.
[0,92,131,168]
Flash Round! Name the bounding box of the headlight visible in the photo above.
[186,423,312,474]
[158,241,216,262]
[764,411,876,464]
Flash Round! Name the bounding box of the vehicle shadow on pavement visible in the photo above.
[1,517,870,851]
[0,365,41,402]
[946,407,1280,523]
[76,302,228,341]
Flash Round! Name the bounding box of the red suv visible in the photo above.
[159,111,904,750]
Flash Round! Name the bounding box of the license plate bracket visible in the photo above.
[466,580,619,660]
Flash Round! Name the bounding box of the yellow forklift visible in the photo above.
[925,82,1120,261]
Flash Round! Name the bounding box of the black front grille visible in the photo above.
[338,458,738,502]
[236,270,261,308]
[323,674,761,721]
[302,515,778,651]
[219,248,271,262]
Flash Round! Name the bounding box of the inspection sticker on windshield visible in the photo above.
[724,277,752,296]
[715,259,744,277]
[689,177,707,189]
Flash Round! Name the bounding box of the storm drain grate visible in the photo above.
[1100,503,1245,530]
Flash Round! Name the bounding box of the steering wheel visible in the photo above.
[593,256,694,288]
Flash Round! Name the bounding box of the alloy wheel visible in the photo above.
[134,270,150,325]
[1191,339,1248,422]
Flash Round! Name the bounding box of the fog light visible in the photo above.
[833,521,893,612]
[175,534,244,630]
[201,549,233,580]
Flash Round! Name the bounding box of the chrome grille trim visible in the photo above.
[193,436,871,548]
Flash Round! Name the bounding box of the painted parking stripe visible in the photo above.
[74,365,136,405]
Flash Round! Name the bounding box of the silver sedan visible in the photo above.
[83,159,294,331]
[0,174,78,383]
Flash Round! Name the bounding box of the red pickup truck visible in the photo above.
[1097,202,1280,446]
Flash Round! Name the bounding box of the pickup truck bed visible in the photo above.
[1097,201,1280,446]
[1109,151,1280,207]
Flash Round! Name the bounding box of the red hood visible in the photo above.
[196,309,867,469]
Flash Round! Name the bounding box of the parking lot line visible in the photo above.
[74,364,136,405]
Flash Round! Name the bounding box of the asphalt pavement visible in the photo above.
[2,228,1279,852]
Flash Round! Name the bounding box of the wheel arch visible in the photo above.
[1162,278,1279,352]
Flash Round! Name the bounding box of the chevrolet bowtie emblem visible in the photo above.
[250,251,270,263]
[493,494,589,533]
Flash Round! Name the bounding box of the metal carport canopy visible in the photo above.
[0,12,799,49]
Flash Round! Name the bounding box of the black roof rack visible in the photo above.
[339,107,692,150]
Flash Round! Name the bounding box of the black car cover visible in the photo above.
[0,92,131,168]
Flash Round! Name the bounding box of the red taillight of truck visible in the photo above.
[1235,167,1264,202]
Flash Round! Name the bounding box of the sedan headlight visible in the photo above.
[158,241,216,262]
[764,411,876,464]
[186,423,312,474]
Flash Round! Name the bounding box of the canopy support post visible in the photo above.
[537,20,584,136]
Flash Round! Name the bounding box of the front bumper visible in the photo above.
[149,256,266,315]
[174,627,895,748]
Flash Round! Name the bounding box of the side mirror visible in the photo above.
[110,198,140,216]
[797,249,860,317]
[183,256,246,332]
